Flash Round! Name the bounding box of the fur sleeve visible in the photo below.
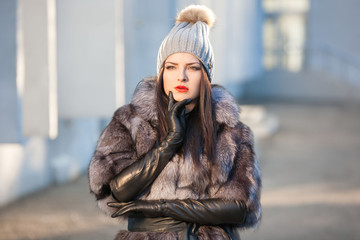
[88,106,137,214]
[213,122,262,228]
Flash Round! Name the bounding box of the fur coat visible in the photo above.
[88,78,261,239]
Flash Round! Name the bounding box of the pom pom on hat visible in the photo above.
[176,5,216,29]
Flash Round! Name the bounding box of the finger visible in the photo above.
[111,203,136,217]
[168,91,174,111]
[172,98,193,114]
[118,204,135,215]
[107,202,125,208]
[111,209,123,218]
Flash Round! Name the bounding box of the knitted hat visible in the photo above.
[157,5,216,81]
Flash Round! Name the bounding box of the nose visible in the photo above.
[177,67,188,82]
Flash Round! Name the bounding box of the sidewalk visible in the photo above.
[1,102,360,240]
[0,175,123,240]
[243,102,360,240]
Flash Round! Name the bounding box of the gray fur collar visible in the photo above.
[131,77,240,127]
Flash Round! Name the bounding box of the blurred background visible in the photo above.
[1,0,360,239]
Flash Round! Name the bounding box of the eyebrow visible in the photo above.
[165,61,201,66]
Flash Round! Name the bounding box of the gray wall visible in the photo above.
[123,0,176,103]
[307,0,360,86]
[209,0,263,96]
[308,0,360,57]
[57,0,118,118]
[0,0,18,143]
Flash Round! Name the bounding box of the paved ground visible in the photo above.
[1,102,360,240]
[242,102,360,240]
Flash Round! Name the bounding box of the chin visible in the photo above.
[172,94,187,102]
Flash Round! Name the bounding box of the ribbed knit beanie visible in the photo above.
[157,5,216,81]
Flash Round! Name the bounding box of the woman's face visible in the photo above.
[163,53,202,109]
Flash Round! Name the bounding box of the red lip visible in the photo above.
[175,85,189,92]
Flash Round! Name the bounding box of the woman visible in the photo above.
[89,5,261,240]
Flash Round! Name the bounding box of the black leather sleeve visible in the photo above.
[162,198,247,225]
[110,94,191,203]
[109,132,183,202]
[109,198,248,225]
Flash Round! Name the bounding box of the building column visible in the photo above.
[19,0,58,139]
[0,0,19,143]
[56,0,120,118]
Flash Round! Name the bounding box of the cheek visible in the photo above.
[189,75,202,97]
[162,72,172,95]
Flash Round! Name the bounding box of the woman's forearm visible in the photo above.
[162,198,247,225]
[110,132,182,202]
[110,94,191,202]
[109,198,248,225]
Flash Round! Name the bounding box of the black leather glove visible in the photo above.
[108,198,248,225]
[165,91,189,137]
[110,92,192,202]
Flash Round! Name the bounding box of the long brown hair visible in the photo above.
[156,66,217,167]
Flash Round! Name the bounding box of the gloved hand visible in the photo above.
[108,199,164,218]
[110,92,192,203]
[166,91,189,136]
[108,198,248,225]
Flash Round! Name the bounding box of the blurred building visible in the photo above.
[0,0,263,206]
[243,0,360,103]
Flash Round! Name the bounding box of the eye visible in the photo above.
[165,65,176,70]
[189,66,201,71]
